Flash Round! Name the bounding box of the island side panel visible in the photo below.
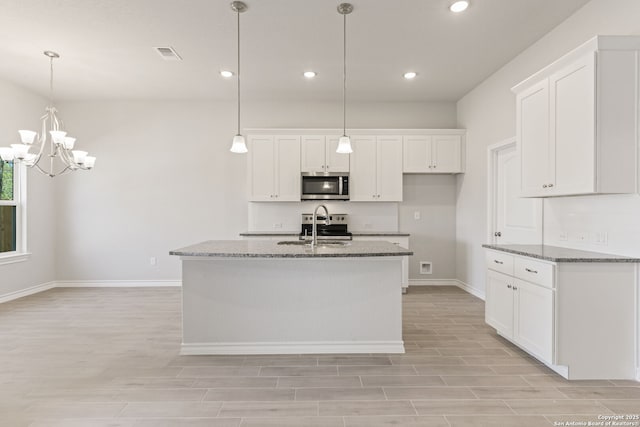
[180,257,404,354]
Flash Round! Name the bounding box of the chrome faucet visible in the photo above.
[311,204,330,249]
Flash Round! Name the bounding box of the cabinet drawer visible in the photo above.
[514,257,554,288]
[486,251,514,275]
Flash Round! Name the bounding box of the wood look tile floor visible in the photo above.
[1,286,638,427]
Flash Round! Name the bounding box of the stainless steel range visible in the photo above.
[300,213,352,241]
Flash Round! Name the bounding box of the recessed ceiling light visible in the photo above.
[450,1,469,13]
[404,72,417,80]
[220,70,234,78]
[303,71,317,78]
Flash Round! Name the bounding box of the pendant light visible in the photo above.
[336,3,354,154]
[229,1,248,154]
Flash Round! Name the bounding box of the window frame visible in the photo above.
[0,160,29,265]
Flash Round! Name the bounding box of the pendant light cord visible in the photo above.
[237,9,241,136]
[342,12,347,137]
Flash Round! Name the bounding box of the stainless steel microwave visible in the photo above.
[301,173,349,201]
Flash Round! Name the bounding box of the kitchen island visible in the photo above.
[170,240,412,355]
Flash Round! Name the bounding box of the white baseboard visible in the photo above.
[0,281,57,304]
[55,280,181,288]
[0,280,181,304]
[409,279,459,286]
[408,279,485,300]
[454,279,485,300]
[181,341,406,355]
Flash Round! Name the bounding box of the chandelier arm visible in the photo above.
[58,146,76,168]
[32,163,54,177]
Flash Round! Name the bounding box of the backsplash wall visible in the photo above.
[248,202,399,233]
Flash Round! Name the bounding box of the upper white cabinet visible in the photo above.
[350,135,403,202]
[513,36,640,197]
[301,135,350,173]
[403,135,463,173]
[248,135,301,202]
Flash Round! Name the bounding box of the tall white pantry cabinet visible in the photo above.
[513,36,640,197]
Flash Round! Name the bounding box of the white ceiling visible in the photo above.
[0,0,590,102]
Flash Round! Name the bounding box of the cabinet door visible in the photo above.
[485,270,514,339]
[549,53,596,196]
[376,136,403,201]
[513,278,553,364]
[274,136,301,201]
[349,136,377,201]
[325,136,350,172]
[248,136,276,201]
[518,80,550,197]
[301,135,326,173]
[403,135,431,173]
[432,135,462,173]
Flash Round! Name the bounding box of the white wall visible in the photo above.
[456,0,640,292]
[56,99,457,281]
[0,79,56,296]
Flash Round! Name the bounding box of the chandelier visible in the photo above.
[0,51,96,177]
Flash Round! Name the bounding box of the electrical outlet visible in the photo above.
[559,231,568,241]
[273,223,283,229]
[414,211,421,220]
[574,232,588,242]
[149,257,157,266]
[593,232,608,246]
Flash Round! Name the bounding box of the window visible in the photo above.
[0,159,27,263]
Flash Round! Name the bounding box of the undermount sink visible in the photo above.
[277,240,351,247]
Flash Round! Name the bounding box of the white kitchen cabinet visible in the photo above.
[353,235,409,290]
[301,135,349,173]
[350,136,403,202]
[513,36,639,197]
[485,270,514,338]
[485,269,553,365]
[484,248,637,379]
[248,135,301,201]
[403,135,462,173]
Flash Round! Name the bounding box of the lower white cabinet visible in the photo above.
[484,249,636,379]
[353,235,409,290]
[486,270,553,364]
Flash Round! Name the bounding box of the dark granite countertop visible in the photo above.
[483,244,640,263]
[239,232,410,237]
[171,240,413,258]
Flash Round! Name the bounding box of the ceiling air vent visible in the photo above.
[153,46,182,61]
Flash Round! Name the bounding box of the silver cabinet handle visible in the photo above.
[493,260,504,265]
[548,183,554,187]
[513,286,518,290]
[542,184,548,188]
[507,284,512,289]
[525,268,538,274]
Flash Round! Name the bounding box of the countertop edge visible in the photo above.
[170,251,413,258]
[239,232,411,237]
[482,244,640,263]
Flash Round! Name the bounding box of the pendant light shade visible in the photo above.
[229,1,248,154]
[337,3,353,154]
[336,136,352,154]
[230,134,248,153]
